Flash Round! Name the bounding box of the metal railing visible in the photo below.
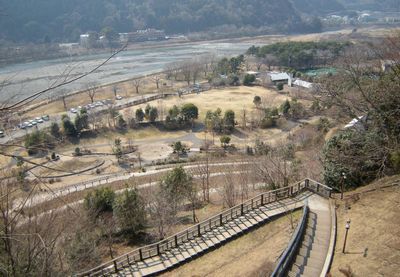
[270,202,309,277]
[76,178,331,276]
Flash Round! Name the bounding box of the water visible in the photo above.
[0,42,257,103]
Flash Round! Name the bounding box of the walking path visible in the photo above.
[77,179,332,277]
[288,195,332,277]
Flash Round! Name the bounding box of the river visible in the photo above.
[0,41,258,103]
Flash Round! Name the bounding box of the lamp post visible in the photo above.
[342,219,351,253]
[341,172,347,200]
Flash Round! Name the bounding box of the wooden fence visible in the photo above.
[76,178,331,276]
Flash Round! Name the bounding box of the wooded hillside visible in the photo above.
[0,0,322,43]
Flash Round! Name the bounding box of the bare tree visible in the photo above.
[85,82,99,103]
[152,75,161,89]
[220,169,238,208]
[60,89,68,111]
[180,62,192,86]
[112,85,118,98]
[132,79,142,94]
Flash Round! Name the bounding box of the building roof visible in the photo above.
[293,79,314,89]
[245,71,259,75]
[268,72,291,82]
[344,116,366,129]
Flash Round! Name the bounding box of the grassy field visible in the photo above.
[330,175,400,276]
[161,211,301,277]
[131,86,291,120]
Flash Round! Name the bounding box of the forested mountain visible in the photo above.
[290,0,344,15]
[0,0,315,43]
[337,0,400,12]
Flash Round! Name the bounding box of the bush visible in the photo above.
[74,147,81,156]
[220,135,231,148]
[62,118,77,137]
[25,131,54,155]
[243,74,256,86]
[228,74,240,86]
[113,188,146,235]
[277,83,284,90]
[253,96,261,107]
[84,187,115,217]
[390,149,400,173]
[323,130,385,189]
[50,122,61,138]
[260,116,276,128]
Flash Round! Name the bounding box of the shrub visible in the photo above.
[243,74,256,86]
[322,130,385,189]
[277,83,284,90]
[253,96,261,107]
[113,188,146,235]
[25,131,54,155]
[50,122,61,138]
[74,147,81,156]
[260,116,276,129]
[84,187,115,217]
[390,149,400,173]
[220,135,231,148]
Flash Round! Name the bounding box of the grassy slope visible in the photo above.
[161,211,301,277]
[330,175,400,276]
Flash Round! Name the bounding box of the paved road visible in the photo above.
[0,92,161,144]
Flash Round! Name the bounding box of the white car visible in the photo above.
[27,123,33,128]
[37,118,44,123]
[0,131,4,138]
[31,121,37,126]
[70,108,78,113]
[42,115,50,121]
[116,95,123,100]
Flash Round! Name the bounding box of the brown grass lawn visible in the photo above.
[161,211,301,277]
[330,175,400,276]
[127,86,292,120]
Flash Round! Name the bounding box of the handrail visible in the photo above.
[271,201,309,277]
[76,178,330,276]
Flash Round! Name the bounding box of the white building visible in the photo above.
[268,72,293,86]
[293,79,314,89]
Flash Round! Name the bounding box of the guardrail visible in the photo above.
[76,180,312,276]
[270,202,309,277]
[76,178,332,276]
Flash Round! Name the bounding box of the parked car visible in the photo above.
[37,118,44,123]
[116,95,123,100]
[70,108,78,113]
[0,131,4,138]
[31,121,37,126]
[42,115,50,121]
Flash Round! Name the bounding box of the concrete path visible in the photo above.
[288,195,332,277]
[110,192,312,277]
